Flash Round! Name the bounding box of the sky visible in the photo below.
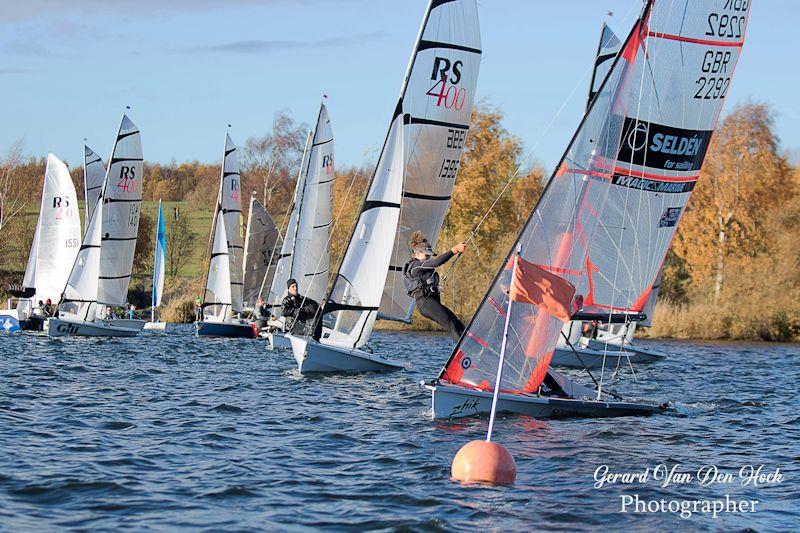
[0,0,797,173]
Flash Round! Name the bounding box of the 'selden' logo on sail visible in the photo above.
[617,117,712,172]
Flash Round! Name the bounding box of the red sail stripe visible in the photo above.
[647,31,744,48]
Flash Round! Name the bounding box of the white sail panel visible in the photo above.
[83,145,106,232]
[220,134,244,312]
[293,104,334,305]
[242,195,282,309]
[323,116,404,348]
[21,154,82,311]
[268,132,312,312]
[98,114,143,306]
[439,0,751,394]
[203,208,233,322]
[59,193,103,323]
[379,0,482,322]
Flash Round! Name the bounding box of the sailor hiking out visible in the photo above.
[403,231,466,342]
[282,278,322,341]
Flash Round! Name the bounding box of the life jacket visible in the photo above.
[403,260,440,298]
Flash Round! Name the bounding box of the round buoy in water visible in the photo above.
[451,440,516,485]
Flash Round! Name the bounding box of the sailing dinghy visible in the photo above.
[0,155,82,332]
[143,200,167,331]
[197,133,256,338]
[47,115,144,337]
[551,22,665,369]
[289,0,481,373]
[264,103,334,350]
[426,0,751,418]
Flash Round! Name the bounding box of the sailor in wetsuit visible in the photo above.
[281,278,322,340]
[403,231,466,342]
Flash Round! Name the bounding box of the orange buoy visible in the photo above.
[451,439,516,485]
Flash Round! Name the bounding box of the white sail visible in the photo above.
[323,116,405,348]
[268,132,312,312]
[98,114,143,306]
[292,103,334,305]
[203,208,233,322]
[83,145,106,232]
[152,200,166,309]
[588,23,622,106]
[19,154,82,314]
[58,193,104,323]
[220,134,245,313]
[242,195,282,309]
[378,0,482,322]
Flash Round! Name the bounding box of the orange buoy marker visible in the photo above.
[451,439,516,485]
[451,248,523,486]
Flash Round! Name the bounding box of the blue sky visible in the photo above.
[0,0,796,173]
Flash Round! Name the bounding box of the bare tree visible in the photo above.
[241,111,308,210]
[0,141,26,238]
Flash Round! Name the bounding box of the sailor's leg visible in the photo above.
[417,295,464,342]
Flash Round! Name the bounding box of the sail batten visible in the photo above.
[439,0,751,394]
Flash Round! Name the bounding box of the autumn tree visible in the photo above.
[166,213,197,277]
[673,102,792,302]
[132,212,155,277]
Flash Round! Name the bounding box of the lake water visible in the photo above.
[0,327,797,531]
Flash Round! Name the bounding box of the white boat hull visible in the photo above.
[551,346,665,369]
[46,318,140,337]
[264,332,291,350]
[427,382,663,419]
[585,338,668,360]
[143,321,167,331]
[104,318,147,331]
[288,335,407,374]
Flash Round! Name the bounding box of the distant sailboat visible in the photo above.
[426,0,751,418]
[289,0,482,373]
[552,22,665,368]
[0,155,82,332]
[242,193,282,312]
[143,200,167,331]
[47,114,145,337]
[197,133,256,338]
[265,103,334,349]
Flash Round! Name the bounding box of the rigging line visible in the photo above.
[558,330,622,400]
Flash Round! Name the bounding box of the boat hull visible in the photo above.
[104,318,147,331]
[196,321,257,338]
[427,382,663,419]
[0,310,21,333]
[264,332,291,350]
[585,339,668,360]
[551,346,665,369]
[46,318,140,337]
[288,335,406,374]
[143,321,167,331]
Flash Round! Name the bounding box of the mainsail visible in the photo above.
[83,146,106,232]
[439,0,751,393]
[320,0,481,347]
[377,0,482,322]
[292,103,334,305]
[152,200,166,310]
[203,208,233,322]
[267,131,312,312]
[220,134,245,313]
[242,195,282,309]
[21,154,82,312]
[97,115,143,306]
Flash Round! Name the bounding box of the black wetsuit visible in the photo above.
[281,293,322,340]
[405,250,465,342]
